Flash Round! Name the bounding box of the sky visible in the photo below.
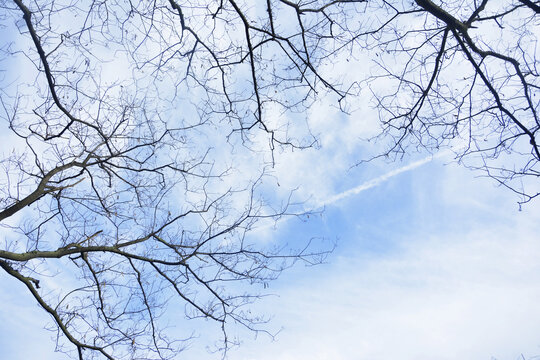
[2,150,540,360]
[230,158,540,360]
[1,2,540,360]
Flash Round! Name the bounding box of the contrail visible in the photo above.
[251,151,450,235]
[312,151,449,210]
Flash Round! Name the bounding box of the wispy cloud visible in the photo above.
[231,159,540,360]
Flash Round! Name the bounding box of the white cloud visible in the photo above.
[228,159,540,360]
[232,228,540,360]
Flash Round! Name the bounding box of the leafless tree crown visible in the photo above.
[0,0,538,359]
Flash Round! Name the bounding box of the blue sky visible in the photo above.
[1,2,540,359]
[230,156,540,360]
[2,150,540,359]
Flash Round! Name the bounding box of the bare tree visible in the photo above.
[349,0,540,205]
[0,0,538,358]
[0,1,331,359]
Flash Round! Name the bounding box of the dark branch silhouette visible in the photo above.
[1,0,538,358]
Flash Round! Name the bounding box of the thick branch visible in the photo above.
[415,0,469,32]
[0,161,80,221]
[0,259,114,359]
[519,0,540,13]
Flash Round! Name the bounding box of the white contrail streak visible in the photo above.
[312,151,449,210]
[252,151,450,236]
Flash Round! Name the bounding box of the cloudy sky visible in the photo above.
[1,2,540,360]
[234,158,540,360]
[2,143,540,360]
